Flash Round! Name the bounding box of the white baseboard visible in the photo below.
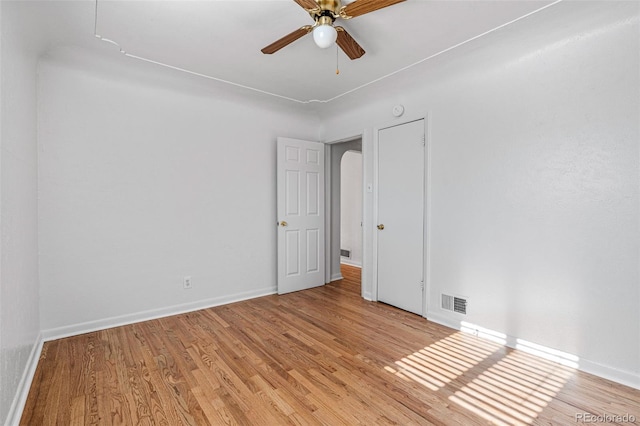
[42,286,276,341]
[329,273,344,282]
[5,332,44,426]
[578,359,640,390]
[425,310,640,391]
[340,259,362,268]
[424,310,460,330]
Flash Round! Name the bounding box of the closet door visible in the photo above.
[377,119,425,315]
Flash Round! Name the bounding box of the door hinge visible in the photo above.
[422,134,426,146]
[420,280,424,291]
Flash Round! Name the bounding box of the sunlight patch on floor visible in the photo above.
[385,331,504,391]
[386,325,579,425]
[449,348,576,425]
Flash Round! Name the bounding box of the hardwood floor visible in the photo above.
[22,265,640,425]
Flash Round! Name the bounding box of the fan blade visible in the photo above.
[336,27,365,60]
[341,0,405,18]
[293,0,320,12]
[261,26,313,54]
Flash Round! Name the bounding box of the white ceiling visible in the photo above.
[78,0,560,103]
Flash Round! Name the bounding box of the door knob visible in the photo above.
[377,224,385,230]
[280,221,288,227]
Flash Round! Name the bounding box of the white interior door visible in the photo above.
[277,137,325,294]
[377,119,425,315]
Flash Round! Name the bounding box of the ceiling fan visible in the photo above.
[261,0,406,60]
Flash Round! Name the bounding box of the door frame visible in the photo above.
[323,130,370,299]
[373,114,431,317]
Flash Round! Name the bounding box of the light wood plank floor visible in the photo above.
[22,265,640,425]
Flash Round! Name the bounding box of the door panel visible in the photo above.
[285,230,300,276]
[277,138,325,294]
[307,229,320,272]
[286,170,300,215]
[377,119,425,315]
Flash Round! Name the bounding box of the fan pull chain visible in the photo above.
[336,45,340,75]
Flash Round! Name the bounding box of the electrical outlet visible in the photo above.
[183,276,192,290]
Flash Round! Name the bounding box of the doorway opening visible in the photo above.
[328,138,362,283]
[340,150,363,269]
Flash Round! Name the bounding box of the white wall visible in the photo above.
[341,151,363,267]
[2,6,638,424]
[38,52,319,335]
[0,2,41,424]
[320,2,639,386]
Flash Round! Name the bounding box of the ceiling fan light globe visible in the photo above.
[313,24,337,49]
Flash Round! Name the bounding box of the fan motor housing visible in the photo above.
[317,0,341,15]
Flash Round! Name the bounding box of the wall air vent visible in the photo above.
[441,294,467,315]
[340,249,351,259]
